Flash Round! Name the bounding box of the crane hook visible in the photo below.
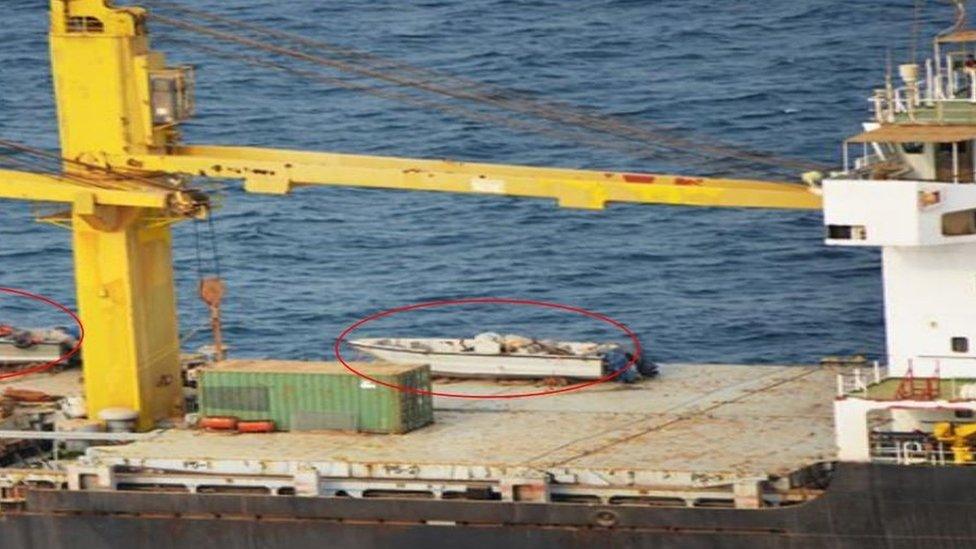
[199,277,226,362]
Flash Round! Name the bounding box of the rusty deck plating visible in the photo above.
[63,363,836,503]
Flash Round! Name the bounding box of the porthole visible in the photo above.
[952,337,969,353]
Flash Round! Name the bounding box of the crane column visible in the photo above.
[51,0,185,429]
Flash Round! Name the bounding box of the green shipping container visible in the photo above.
[198,360,433,434]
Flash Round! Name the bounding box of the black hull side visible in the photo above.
[1,463,975,548]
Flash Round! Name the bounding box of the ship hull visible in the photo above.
[1,462,974,548]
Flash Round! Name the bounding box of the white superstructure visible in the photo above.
[824,178,976,377]
[827,8,976,464]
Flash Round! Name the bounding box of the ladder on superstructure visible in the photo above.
[894,360,941,400]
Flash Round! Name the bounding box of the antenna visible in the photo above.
[912,0,922,63]
[936,0,969,39]
[886,48,894,89]
[952,0,968,31]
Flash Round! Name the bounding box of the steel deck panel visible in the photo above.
[79,363,837,484]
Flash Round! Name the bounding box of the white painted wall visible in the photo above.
[823,178,976,377]
[823,179,976,247]
[898,144,935,181]
[890,408,959,431]
[883,244,976,376]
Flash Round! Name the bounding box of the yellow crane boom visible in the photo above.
[0,0,823,429]
[121,146,821,210]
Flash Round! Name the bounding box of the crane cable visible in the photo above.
[161,37,731,172]
[0,137,213,219]
[0,138,224,363]
[143,4,830,176]
[0,138,199,194]
[145,3,828,173]
[148,10,824,174]
[0,143,131,191]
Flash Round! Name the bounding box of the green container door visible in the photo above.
[355,367,433,433]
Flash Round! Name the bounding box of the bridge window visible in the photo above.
[827,224,867,240]
[902,142,925,154]
[942,208,976,236]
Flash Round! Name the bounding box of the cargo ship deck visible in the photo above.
[27,363,839,507]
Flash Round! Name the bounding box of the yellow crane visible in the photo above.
[0,0,822,430]
[933,422,976,464]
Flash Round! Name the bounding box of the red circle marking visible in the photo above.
[333,297,641,399]
[0,287,84,380]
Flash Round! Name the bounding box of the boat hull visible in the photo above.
[0,342,64,364]
[352,343,605,379]
[1,463,974,548]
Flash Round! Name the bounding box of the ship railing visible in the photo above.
[837,137,918,180]
[844,149,887,176]
[836,361,887,397]
[870,432,951,466]
[871,57,976,124]
[851,152,884,171]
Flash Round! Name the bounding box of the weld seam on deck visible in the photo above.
[542,366,822,468]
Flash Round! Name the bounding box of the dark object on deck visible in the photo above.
[12,331,35,349]
[601,350,640,383]
[636,352,660,377]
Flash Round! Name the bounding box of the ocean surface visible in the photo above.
[0,0,945,364]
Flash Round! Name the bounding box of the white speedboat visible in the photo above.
[350,332,622,379]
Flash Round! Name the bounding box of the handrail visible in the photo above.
[872,58,976,123]
[836,362,887,397]
[870,435,952,466]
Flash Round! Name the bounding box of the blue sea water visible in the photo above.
[0,1,946,364]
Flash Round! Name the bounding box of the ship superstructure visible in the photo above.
[825,4,976,466]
